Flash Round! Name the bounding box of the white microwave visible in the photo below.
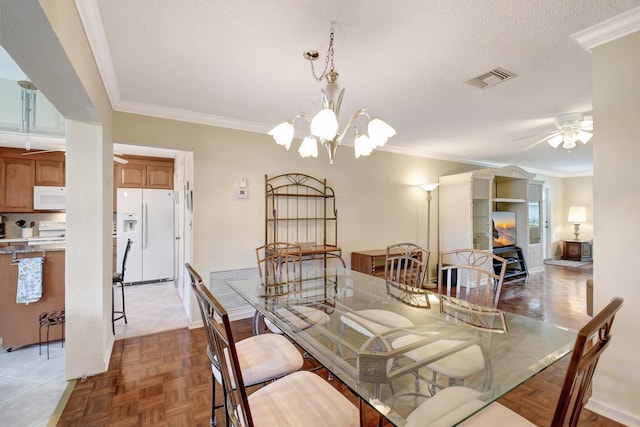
[33,186,66,210]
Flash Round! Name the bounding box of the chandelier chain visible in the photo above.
[310,27,335,82]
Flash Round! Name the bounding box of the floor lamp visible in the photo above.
[419,183,440,287]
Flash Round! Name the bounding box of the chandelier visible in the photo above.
[268,27,395,164]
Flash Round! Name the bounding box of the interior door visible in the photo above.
[544,186,554,259]
[175,158,185,299]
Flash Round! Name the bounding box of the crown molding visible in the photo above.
[116,100,271,134]
[572,6,640,50]
[75,0,121,108]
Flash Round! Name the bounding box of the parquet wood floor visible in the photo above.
[57,263,625,426]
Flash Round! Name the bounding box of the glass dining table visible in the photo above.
[227,268,576,426]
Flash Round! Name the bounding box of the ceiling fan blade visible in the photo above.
[21,148,65,156]
[523,131,561,151]
[21,148,128,164]
[512,129,557,142]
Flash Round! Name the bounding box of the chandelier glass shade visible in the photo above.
[268,27,395,164]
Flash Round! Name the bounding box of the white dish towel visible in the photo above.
[16,257,43,304]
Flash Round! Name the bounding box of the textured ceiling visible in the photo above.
[5,1,640,175]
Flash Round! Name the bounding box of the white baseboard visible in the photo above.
[188,306,254,328]
[586,398,640,426]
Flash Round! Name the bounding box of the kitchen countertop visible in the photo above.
[0,244,65,255]
[0,238,29,244]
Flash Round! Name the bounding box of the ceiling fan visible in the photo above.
[522,112,593,150]
[21,147,129,164]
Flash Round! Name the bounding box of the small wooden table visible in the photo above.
[562,240,593,262]
[351,248,404,277]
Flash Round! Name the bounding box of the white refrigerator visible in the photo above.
[117,188,175,284]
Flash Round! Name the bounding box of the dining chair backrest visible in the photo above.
[185,263,222,375]
[120,238,133,281]
[384,243,431,308]
[256,242,302,296]
[385,243,429,288]
[438,249,507,309]
[552,296,623,427]
[193,275,254,427]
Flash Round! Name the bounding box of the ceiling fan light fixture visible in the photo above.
[578,131,593,144]
[543,112,594,150]
[547,134,563,148]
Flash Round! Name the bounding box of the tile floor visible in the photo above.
[0,280,188,427]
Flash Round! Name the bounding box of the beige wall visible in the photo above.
[563,176,593,242]
[591,30,640,425]
[113,112,478,321]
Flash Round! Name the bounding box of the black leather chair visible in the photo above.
[112,238,132,334]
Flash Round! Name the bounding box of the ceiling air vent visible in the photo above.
[466,67,517,89]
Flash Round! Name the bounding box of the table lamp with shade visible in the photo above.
[568,206,587,240]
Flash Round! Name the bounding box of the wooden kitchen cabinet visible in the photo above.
[116,163,147,187]
[35,159,65,186]
[115,155,174,189]
[147,164,173,188]
[0,148,66,212]
[0,156,35,212]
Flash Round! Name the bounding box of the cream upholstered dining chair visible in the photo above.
[187,263,303,427]
[404,297,624,427]
[254,242,330,334]
[340,243,430,338]
[391,249,508,394]
[194,272,360,427]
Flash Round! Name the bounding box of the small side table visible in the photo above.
[562,241,593,262]
[351,249,391,277]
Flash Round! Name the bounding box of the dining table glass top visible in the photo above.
[227,268,576,426]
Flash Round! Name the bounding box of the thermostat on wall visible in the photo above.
[235,188,249,199]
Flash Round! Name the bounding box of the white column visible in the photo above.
[65,119,114,379]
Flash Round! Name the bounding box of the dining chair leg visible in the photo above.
[210,372,216,426]
[111,285,115,335]
[120,281,128,324]
[251,310,263,335]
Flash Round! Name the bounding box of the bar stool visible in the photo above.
[112,238,132,334]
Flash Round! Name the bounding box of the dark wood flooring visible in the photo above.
[57,263,625,426]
